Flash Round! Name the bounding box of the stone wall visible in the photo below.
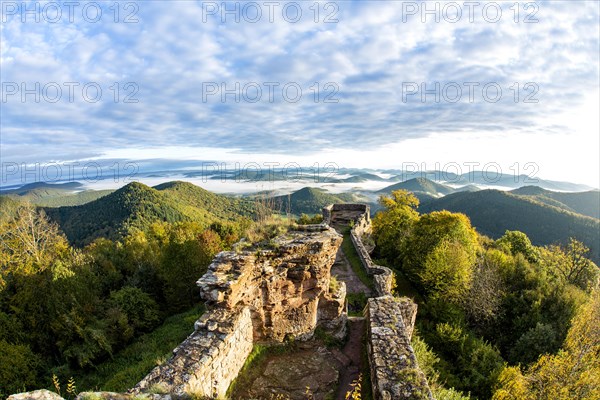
[349,229,394,297]
[132,226,345,398]
[325,203,395,297]
[132,307,253,398]
[365,297,432,400]
[325,204,432,400]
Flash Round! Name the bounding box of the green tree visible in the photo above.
[496,230,539,263]
[402,211,479,300]
[493,290,600,399]
[108,287,160,334]
[372,190,419,261]
[431,322,504,399]
[420,239,474,302]
[159,225,221,311]
[509,323,558,365]
[0,340,41,396]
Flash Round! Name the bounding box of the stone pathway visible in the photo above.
[329,228,372,399]
[334,317,366,399]
[331,248,372,296]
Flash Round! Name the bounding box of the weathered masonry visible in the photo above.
[324,204,432,400]
[131,225,346,398]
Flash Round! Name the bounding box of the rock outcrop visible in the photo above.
[8,390,64,400]
[197,226,345,342]
[132,225,345,398]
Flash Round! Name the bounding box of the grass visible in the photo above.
[329,275,341,293]
[341,228,375,291]
[347,293,368,317]
[245,215,294,246]
[313,326,346,349]
[74,304,205,392]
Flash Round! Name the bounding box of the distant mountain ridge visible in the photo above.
[0,181,84,194]
[383,171,594,192]
[420,189,600,263]
[0,181,114,207]
[272,187,364,215]
[377,177,456,202]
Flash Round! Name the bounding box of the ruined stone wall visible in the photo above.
[132,226,345,399]
[325,204,432,400]
[349,229,394,297]
[365,297,432,400]
[197,226,345,342]
[323,203,370,230]
[132,307,253,398]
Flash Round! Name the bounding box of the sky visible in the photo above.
[1,0,599,188]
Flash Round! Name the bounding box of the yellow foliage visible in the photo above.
[345,374,362,399]
[493,290,600,400]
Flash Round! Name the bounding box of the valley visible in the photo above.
[1,175,598,399]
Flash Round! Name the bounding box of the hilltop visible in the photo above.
[45,181,255,246]
[272,187,364,215]
[420,189,600,263]
[510,186,600,219]
[0,181,113,207]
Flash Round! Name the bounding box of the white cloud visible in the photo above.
[1,0,598,187]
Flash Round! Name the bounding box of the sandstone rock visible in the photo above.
[8,390,64,400]
[197,228,344,343]
[74,393,170,400]
[133,227,345,399]
[76,393,131,400]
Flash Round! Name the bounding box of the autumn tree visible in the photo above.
[493,290,600,399]
[555,238,600,290]
[0,205,70,287]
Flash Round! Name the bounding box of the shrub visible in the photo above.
[297,213,323,225]
[108,287,161,334]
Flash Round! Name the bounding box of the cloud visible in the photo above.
[0,0,598,185]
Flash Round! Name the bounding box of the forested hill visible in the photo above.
[376,177,478,203]
[378,177,455,196]
[0,181,114,207]
[272,187,363,215]
[510,186,600,219]
[420,189,600,263]
[45,181,255,247]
